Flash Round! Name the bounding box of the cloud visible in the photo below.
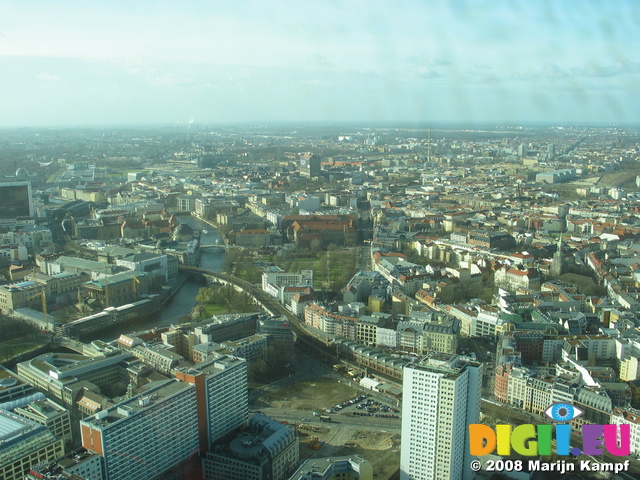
[412,66,443,79]
[572,63,616,77]
[148,74,202,88]
[310,54,333,68]
[36,73,61,82]
[407,54,451,67]
[540,62,568,79]
[467,72,500,84]
[571,60,640,78]
[510,62,569,82]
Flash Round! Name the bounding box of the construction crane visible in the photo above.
[25,289,49,332]
[130,274,140,299]
[92,265,113,307]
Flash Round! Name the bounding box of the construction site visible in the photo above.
[260,376,401,479]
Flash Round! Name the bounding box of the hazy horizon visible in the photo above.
[1,1,639,128]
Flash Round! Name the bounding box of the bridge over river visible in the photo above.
[178,265,320,347]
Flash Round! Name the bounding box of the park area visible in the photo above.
[0,316,45,362]
[224,245,359,294]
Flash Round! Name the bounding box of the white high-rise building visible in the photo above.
[175,354,249,452]
[400,354,482,480]
[80,379,199,480]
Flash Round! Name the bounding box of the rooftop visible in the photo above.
[0,410,59,466]
[82,379,193,428]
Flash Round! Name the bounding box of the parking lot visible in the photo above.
[323,393,401,420]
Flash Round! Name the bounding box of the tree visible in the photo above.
[248,359,269,384]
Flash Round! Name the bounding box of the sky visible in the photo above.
[0,0,639,127]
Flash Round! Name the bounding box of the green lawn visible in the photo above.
[202,304,229,316]
[274,248,358,291]
[227,246,358,294]
[0,339,47,362]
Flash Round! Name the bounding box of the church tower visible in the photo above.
[551,236,565,278]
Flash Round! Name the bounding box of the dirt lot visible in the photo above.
[261,377,400,478]
[299,426,400,479]
[262,377,362,411]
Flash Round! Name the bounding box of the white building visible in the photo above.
[0,245,27,262]
[0,226,53,249]
[261,268,314,292]
[80,379,199,480]
[175,354,249,450]
[115,252,171,281]
[611,406,640,455]
[400,354,482,480]
[290,455,373,480]
[200,355,248,448]
[376,326,398,348]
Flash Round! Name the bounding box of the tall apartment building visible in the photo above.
[0,181,33,219]
[80,379,199,480]
[400,354,482,480]
[174,354,248,453]
[299,153,321,178]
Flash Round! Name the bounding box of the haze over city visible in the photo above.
[2,3,640,480]
[1,0,639,127]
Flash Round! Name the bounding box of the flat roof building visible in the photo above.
[400,354,482,480]
[0,366,37,404]
[80,379,199,480]
[203,413,299,480]
[175,354,249,454]
[0,409,65,480]
[14,398,72,447]
[0,181,33,219]
[289,455,373,480]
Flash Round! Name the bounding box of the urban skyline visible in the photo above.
[1,2,640,479]
[1,122,640,478]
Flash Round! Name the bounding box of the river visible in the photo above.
[102,216,226,339]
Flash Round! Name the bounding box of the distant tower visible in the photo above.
[551,236,565,278]
[299,153,321,178]
[518,143,527,157]
[548,143,556,159]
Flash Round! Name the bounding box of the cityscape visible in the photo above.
[2,2,640,480]
[0,123,639,480]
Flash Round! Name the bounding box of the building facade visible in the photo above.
[80,379,199,480]
[202,413,299,480]
[400,354,482,480]
[174,354,248,453]
[0,410,65,480]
